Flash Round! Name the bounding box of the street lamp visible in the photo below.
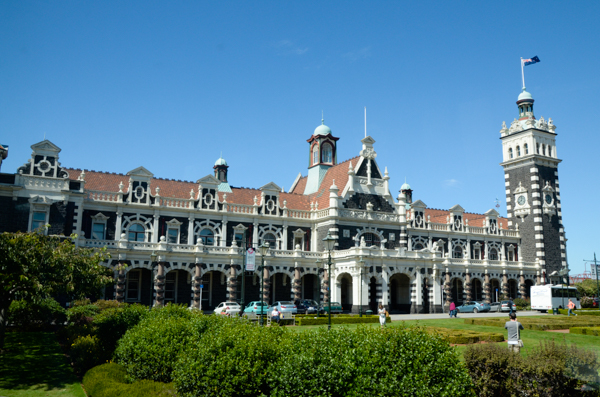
[323,232,336,330]
[150,251,157,308]
[258,241,270,326]
[359,257,365,317]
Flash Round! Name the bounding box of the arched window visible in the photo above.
[414,243,424,250]
[508,148,513,159]
[489,248,498,261]
[516,146,521,156]
[263,233,277,249]
[128,223,146,242]
[312,145,319,165]
[536,143,540,154]
[542,144,546,156]
[363,233,381,247]
[548,146,552,157]
[322,143,333,164]
[199,228,214,245]
[453,246,463,259]
[524,143,528,154]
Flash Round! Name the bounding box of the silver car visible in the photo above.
[270,301,297,315]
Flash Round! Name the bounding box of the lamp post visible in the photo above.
[323,232,336,330]
[150,251,157,308]
[359,257,365,317]
[258,241,270,326]
[316,258,322,318]
[239,231,247,318]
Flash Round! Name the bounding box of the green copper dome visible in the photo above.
[401,182,411,190]
[313,119,332,136]
[214,157,228,166]
[518,88,533,102]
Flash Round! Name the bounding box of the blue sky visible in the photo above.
[1,1,599,276]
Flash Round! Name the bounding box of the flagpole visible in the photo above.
[520,57,525,88]
[364,107,367,138]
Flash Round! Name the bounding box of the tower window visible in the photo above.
[508,148,513,159]
[548,146,552,157]
[312,145,319,166]
[524,143,528,154]
[516,146,521,157]
[322,143,333,164]
[536,143,540,154]
[542,144,546,156]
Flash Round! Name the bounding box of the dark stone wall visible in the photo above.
[226,222,253,247]
[337,225,401,250]
[343,192,394,213]
[0,197,30,232]
[538,165,563,274]
[82,210,118,240]
[286,226,311,250]
[157,216,189,243]
[506,165,538,263]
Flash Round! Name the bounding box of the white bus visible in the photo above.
[530,284,581,312]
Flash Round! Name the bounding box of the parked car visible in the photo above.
[213,301,241,316]
[243,301,270,315]
[270,301,297,315]
[500,300,517,312]
[456,301,490,313]
[322,301,343,314]
[295,299,324,315]
[489,302,502,312]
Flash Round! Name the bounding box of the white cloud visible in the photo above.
[444,179,459,187]
[273,40,308,56]
[343,47,371,62]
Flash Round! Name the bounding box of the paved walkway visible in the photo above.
[390,310,547,321]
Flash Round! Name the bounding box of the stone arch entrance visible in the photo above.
[490,279,501,302]
[235,271,261,308]
[524,279,534,299]
[302,273,321,301]
[201,270,228,310]
[451,278,463,304]
[124,267,153,306]
[472,278,483,301]
[338,273,353,312]
[271,273,292,302]
[164,269,193,306]
[389,273,411,313]
[508,279,518,300]
[368,276,378,312]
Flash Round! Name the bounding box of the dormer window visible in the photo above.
[322,143,332,163]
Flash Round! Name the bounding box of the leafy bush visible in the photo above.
[94,303,148,354]
[71,334,107,375]
[114,305,210,383]
[83,363,176,397]
[174,319,288,397]
[94,299,124,311]
[297,315,389,326]
[465,340,600,396]
[513,297,530,310]
[8,297,66,330]
[268,326,473,397]
[66,303,100,325]
[581,297,596,309]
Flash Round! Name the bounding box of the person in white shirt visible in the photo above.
[271,307,280,324]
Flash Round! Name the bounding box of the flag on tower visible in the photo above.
[522,56,540,66]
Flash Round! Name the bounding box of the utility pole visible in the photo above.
[584,253,599,302]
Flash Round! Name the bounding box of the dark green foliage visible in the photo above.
[114,305,218,383]
[94,303,148,354]
[297,315,389,326]
[66,304,100,325]
[174,320,288,397]
[465,340,600,396]
[513,297,530,310]
[83,363,176,397]
[70,334,107,375]
[8,297,66,330]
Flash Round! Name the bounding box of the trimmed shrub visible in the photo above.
[71,334,107,375]
[465,340,600,396]
[114,306,217,383]
[427,327,504,344]
[83,363,176,397]
[8,297,66,330]
[571,327,600,336]
[297,315,390,326]
[93,299,125,311]
[268,326,473,397]
[67,303,100,325]
[174,320,288,397]
[94,303,148,354]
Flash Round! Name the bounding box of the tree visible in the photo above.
[574,279,599,298]
[0,231,112,349]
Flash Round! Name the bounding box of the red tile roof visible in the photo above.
[66,161,503,223]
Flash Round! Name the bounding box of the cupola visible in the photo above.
[517,87,535,121]
[213,155,232,193]
[304,117,340,195]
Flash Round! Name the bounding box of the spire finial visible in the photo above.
[364,107,367,138]
[321,110,324,125]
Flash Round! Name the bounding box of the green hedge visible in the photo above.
[8,297,66,330]
[571,327,600,336]
[464,340,600,396]
[83,363,176,397]
[297,315,389,326]
[427,327,504,344]
[464,317,600,330]
[558,308,600,316]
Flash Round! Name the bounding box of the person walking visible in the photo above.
[378,303,388,328]
[449,301,456,318]
[508,297,514,315]
[505,312,524,353]
[568,298,576,316]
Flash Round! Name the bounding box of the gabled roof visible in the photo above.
[424,208,508,229]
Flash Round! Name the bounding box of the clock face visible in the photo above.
[545,194,552,204]
[517,195,526,206]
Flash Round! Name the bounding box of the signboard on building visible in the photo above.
[246,248,256,271]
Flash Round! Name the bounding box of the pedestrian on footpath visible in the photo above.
[568,299,577,316]
[505,312,524,353]
[508,297,514,316]
[449,301,457,318]
[378,303,388,328]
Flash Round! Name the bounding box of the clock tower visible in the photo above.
[500,87,566,283]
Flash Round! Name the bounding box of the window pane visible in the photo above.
[167,228,178,244]
[92,223,105,239]
[263,233,276,248]
[31,211,46,230]
[199,228,214,245]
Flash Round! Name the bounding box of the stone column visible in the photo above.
[323,267,330,304]
[187,216,195,245]
[293,266,301,302]
[444,270,452,307]
[227,264,237,301]
[411,268,422,314]
[502,272,509,299]
[536,272,542,285]
[192,263,202,309]
[154,262,166,307]
[519,274,526,299]
[484,273,491,304]
[262,264,270,304]
[464,271,472,301]
[115,265,126,303]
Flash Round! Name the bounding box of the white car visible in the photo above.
[213,301,241,316]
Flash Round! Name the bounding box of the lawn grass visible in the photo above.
[0,332,86,397]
